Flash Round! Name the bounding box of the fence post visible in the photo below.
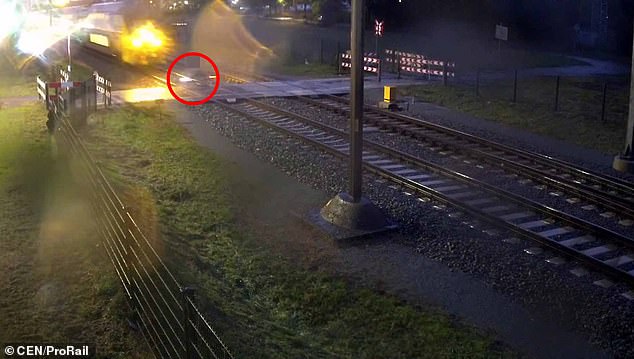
[337,53,342,74]
[181,287,196,359]
[392,50,397,73]
[320,38,324,64]
[93,75,98,112]
[81,81,87,125]
[554,76,561,111]
[475,68,480,97]
[45,83,50,111]
[68,87,75,122]
[601,82,608,122]
[512,69,518,103]
[107,79,112,107]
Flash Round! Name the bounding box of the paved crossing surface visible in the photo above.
[108,75,425,105]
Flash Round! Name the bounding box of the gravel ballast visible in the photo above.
[188,100,633,358]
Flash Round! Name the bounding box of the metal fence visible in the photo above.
[46,92,234,359]
[94,71,112,108]
[456,69,629,123]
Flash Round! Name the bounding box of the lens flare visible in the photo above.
[50,0,70,7]
[16,11,77,58]
[0,0,22,43]
[191,0,273,73]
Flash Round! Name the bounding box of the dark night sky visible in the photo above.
[367,0,634,54]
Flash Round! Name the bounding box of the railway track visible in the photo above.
[293,95,634,226]
[76,47,634,288]
[214,97,634,288]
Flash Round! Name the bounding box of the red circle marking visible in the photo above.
[166,52,220,106]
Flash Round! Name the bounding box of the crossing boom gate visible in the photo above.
[36,68,112,127]
[385,49,455,85]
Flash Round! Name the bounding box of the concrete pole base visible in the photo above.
[320,192,391,232]
[613,154,634,173]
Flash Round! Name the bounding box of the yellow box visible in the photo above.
[384,86,396,102]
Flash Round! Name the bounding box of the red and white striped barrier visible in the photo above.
[94,71,112,107]
[385,49,455,83]
[48,81,84,89]
[339,52,382,81]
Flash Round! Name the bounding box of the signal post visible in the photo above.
[318,0,392,238]
[613,23,634,173]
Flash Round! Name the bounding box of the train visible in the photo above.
[73,0,173,65]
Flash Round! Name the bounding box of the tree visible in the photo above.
[311,0,344,24]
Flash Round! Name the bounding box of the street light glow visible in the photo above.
[0,1,21,42]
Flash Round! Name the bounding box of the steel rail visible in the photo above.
[297,95,634,217]
[215,98,634,286]
[334,94,634,191]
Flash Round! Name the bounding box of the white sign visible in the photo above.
[495,24,508,41]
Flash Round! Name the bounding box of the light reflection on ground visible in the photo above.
[120,87,172,103]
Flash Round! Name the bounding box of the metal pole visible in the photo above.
[375,34,378,61]
[350,0,364,202]
[601,82,608,122]
[613,22,634,172]
[67,34,72,74]
[45,83,50,111]
[180,287,196,359]
[93,75,97,112]
[476,68,480,97]
[512,69,518,103]
[81,81,87,125]
[392,50,396,73]
[320,38,324,64]
[554,76,560,111]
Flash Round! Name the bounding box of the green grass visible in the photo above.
[1,44,94,100]
[0,104,151,358]
[401,76,629,154]
[0,54,37,97]
[0,43,147,356]
[84,105,516,358]
[466,49,588,71]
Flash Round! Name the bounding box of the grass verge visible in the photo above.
[1,43,94,101]
[465,49,588,71]
[401,76,629,154]
[0,53,38,98]
[84,104,515,358]
[0,104,151,358]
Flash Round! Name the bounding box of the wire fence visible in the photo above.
[453,69,630,123]
[49,95,234,359]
